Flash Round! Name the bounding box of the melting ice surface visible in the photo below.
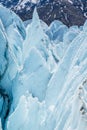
[0,5,87,130]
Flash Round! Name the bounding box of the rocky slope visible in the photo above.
[0,0,87,26]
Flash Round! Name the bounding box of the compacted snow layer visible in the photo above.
[0,5,87,130]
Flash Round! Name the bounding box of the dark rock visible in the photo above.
[0,0,86,26]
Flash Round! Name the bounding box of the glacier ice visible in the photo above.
[0,5,87,130]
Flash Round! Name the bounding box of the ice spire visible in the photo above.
[32,7,41,27]
[24,7,50,61]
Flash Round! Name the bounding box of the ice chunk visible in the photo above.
[13,48,51,102]
[46,20,68,41]
[23,8,50,61]
[63,25,80,46]
[23,47,47,75]
[0,20,8,77]
[6,96,29,130]
[45,31,87,106]
[0,5,26,96]
[0,5,26,39]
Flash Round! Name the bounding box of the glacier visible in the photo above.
[0,5,87,130]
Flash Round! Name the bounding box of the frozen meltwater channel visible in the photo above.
[0,5,87,130]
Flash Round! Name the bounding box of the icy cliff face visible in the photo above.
[0,5,87,130]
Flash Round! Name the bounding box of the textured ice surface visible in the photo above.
[0,5,87,130]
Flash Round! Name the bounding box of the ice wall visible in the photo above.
[0,5,87,130]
